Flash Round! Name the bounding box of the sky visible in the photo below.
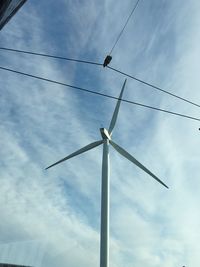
[0,0,200,266]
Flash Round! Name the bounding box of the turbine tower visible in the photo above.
[45,79,168,267]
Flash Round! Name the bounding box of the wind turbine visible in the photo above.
[45,79,168,267]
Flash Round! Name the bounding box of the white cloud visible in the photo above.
[0,0,200,266]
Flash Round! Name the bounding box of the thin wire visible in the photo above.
[0,47,102,66]
[0,65,199,122]
[109,0,141,55]
[2,46,199,110]
[107,65,200,109]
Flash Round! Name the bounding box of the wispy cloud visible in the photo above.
[0,1,200,266]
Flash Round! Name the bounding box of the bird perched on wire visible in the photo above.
[103,55,112,67]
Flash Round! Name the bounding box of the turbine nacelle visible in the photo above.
[100,128,111,140]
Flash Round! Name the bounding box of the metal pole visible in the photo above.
[100,139,110,267]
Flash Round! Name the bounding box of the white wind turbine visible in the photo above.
[45,79,168,267]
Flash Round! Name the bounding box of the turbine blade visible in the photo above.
[108,79,127,135]
[110,140,168,189]
[46,140,103,170]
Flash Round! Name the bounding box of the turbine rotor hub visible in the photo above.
[100,128,111,140]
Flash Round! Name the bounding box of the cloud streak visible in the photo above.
[0,1,200,267]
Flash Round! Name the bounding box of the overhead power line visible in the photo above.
[109,0,141,55]
[0,47,102,66]
[107,66,200,109]
[1,46,199,109]
[0,65,199,122]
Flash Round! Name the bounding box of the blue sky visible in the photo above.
[0,0,200,266]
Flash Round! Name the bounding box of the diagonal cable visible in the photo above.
[107,65,200,108]
[109,0,141,55]
[0,65,200,122]
[0,47,102,66]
